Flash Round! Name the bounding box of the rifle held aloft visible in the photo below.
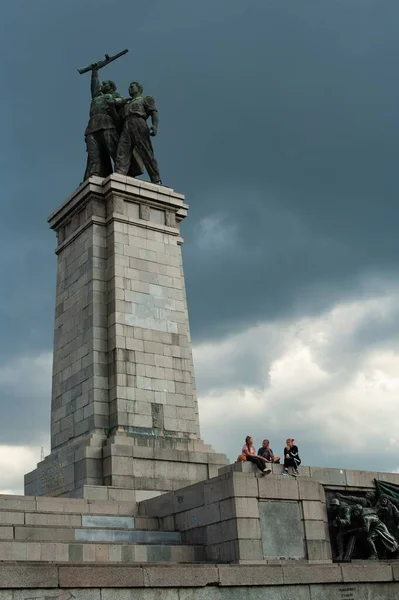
[77,49,129,75]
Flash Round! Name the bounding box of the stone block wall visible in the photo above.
[51,214,109,450]
[1,562,399,598]
[139,470,329,563]
[25,175,228,497]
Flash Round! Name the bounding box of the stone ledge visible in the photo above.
[0,564,58,588]
[0,562,397,588]
[220,461,399,490]
[48,175,185,232]
[341,562,394,582]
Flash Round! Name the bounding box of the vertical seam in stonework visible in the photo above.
[143,566,150,586]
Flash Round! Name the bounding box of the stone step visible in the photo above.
[81,515,135,529]
[10,525,182,544]
[0,511,162,530]
[0,494,137,515]
[0,540,204,563]
[76,528,181,544]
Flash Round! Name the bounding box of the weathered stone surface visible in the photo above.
[143,565,218,587]
[309,467,347,486]
[309,582,399,600]
[0,496,35,511]
[13,591,100,600]
[302,500,326,521]
[231,473,258,498]
[179,589,244,600]
[59,565,144,587]
[14,526,75,542]
[258,475,299,500]
[175,502,221,530]
[282,564,341,584]
[341,563,393,582]
[25,512,82,527]
[139,491,175,518]
[218,565,284,586]
[0,512,25,525]
[102,591,178,600]
[298,480,323,502]
[0,527,13,540]
[219,497,259,521]
[345,470,376,488]
[306,540,331,561]
[259,500,306,559]
[304,520,327,541]
[173,482,205,513]
[236,539,263,560]
[0,564,58,588]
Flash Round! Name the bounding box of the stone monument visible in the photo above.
[24,51,228,499]
[10,48,398,600]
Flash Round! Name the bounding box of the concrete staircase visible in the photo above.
[0,494,204,563]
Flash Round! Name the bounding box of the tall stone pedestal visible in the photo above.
[25,174,228,497]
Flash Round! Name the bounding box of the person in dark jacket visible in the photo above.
[283,437,301,476]
[257,439,280,463]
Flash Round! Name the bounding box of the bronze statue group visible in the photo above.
[329,488,399,561]
[81,53,162,186]
[239,436,301,476]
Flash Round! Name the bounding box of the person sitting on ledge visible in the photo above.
[242,436,271,474]
[258,439,280,464]
[283,437,301,476]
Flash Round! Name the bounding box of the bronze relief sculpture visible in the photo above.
[328,481,399,561]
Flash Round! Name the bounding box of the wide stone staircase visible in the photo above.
[0,494,203,563]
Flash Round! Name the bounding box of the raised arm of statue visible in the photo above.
[337,494,367,507]
[91,67,101,99]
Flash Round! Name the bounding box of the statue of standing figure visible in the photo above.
[78,50,161,184]
[112,81,162,184]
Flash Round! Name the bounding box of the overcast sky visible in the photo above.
[1,0,399,493]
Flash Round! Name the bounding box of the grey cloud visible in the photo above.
[0,354,51,446]
[197,289,399,472]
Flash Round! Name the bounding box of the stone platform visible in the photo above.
[1,562,399,598]
[3,465,399,595]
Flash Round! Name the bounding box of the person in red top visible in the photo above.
[242,436,271,474]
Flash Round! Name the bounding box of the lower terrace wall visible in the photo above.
[139,463,399,564]
[1,562,399,599]
[139,469,330,563]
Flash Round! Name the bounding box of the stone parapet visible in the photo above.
[220,461,399,489]
[0,561,398,595]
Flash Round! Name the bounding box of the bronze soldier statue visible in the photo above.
[330,498,363,560]
[377,495,399,542]
[114,81,162,184]
[353,504,399,560]
[83,67,123,180]
[78,50,143,181]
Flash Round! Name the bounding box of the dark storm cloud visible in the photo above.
[1,0,399,448]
